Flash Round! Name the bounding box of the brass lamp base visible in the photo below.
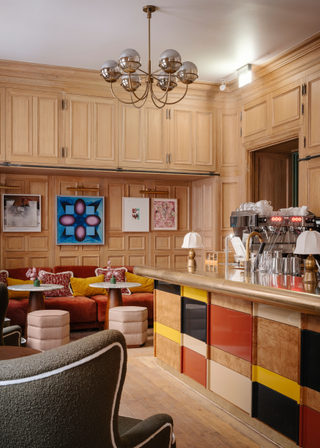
[187,248,196,273]
[303,254,318,284]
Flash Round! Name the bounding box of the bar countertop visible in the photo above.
[133,265,320,316]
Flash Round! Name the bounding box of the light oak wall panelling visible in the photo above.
[154,235,171,251]
[28,236,49,252]
[127,182,147,198]
[220,177,241,249]
[174,185,190,232]
[217,108,239,174]
[107,183,125,231]
[142,102,167,169]
[174,235,184,250]
[154,254,171,269]
[4,236,25,252]
[28,256,50,266]
[0,87,5,161]
[119,104,143,168]
[305,69,320,157]
[127,254,146,266]
[270,80,303,133]
[108,235,125,252]
[194,109,214,168]
[306,158,320,216]
[174,254,188,270]
[107,255,126,266]
[192,176,220,255]
[242,95,269,144]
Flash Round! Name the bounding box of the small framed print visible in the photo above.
[56,195,104,245]
[122,197,149,232]
[152,198,178,230]
[3,194,41,232]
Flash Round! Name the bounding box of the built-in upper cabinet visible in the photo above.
[119,99,215,173]
[6,88,63,165]
[241,80,304,146]
[305,69,320,157]
[64,94,118,168]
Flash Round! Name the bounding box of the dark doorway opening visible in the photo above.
[252,139,299,211]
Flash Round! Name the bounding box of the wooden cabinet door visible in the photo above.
[270,79,303,134]
[193,109,214,171]
[118,103,143,169]
[242,95,269,143]
[169,106,193,170]
[0,88,5,161]
[6,88,62,165]
[65,94,118,168]
[305,69,320,157]
[142,103,167,170]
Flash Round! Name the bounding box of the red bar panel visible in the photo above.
[209,304,252,362]
[182,346,206,387]
[300,405,320,448]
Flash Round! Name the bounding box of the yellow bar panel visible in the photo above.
[252,365,300,403]
[181,286,208,303]
[154,322,181,345]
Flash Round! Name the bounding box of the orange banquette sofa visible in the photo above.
[3,266,154,330]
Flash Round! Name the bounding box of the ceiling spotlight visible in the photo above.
[237,64,252,88]
[219,80,226,91]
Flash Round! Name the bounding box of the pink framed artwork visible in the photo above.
[152,199,178,230]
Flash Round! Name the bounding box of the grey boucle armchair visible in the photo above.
[0,329,176,448]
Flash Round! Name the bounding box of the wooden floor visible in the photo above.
[70,329,281,448]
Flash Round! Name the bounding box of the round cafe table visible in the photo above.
[7,284,64,313]
[0,346,41,361]
[89,282,141,330]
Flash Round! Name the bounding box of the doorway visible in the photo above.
[252,139,299,211]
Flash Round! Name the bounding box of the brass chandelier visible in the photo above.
[100,5,198,109]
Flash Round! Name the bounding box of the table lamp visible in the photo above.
[294,230,320,284]
[182,231,204,272]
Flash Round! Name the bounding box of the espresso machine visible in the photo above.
[230,210,320,257]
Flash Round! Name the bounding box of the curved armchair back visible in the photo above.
[0,329,175,448]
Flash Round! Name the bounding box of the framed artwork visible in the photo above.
[56,195,104,245]
[3,194,41,232]
[122,197,149,232]
[152,198,178,230]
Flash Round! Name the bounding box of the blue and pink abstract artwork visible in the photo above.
[56,195,104,245]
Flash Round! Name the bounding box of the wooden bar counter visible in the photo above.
[134,265,320,448]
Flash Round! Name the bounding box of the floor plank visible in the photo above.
[70,329,281,448]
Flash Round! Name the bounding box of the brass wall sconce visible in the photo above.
[66,186,99,192]
[0,184,20,190]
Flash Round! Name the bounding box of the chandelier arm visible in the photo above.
[131,87,150,109]
[127,73,150,101]
[150,93,168,109]
[152,84,189,106]
[110,83,148,105]
[149,73,174,101]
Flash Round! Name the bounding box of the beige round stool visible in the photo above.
[109,306,148,347]
[27,310,70,351]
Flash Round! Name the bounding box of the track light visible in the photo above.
[219,79,226,91]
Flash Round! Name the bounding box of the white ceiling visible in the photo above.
[1,0,320,83]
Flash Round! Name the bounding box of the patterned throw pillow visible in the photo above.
[38,270,73,297]
[0,270,8,286]
[95,267,131,295]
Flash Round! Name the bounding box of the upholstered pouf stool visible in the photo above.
[27,310,70,351]
[108,306,148,347]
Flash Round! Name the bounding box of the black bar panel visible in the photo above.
[154,280,180,295]
[301,329,320,393]
[252,382,299,443]
[181,297,207,343]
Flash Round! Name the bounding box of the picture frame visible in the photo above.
[152,198,178,230]
[56,195,105,245]
[3,194,41,232]
[122,197,149,232]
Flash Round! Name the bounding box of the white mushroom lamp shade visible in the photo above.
[182,232,204,272]
[294,230,320,284]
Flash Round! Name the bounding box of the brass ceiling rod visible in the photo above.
[139,188,169,194]
[0,184,20,190]
[66,186,99,192]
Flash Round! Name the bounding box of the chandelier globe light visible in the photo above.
[100,5,198,109]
